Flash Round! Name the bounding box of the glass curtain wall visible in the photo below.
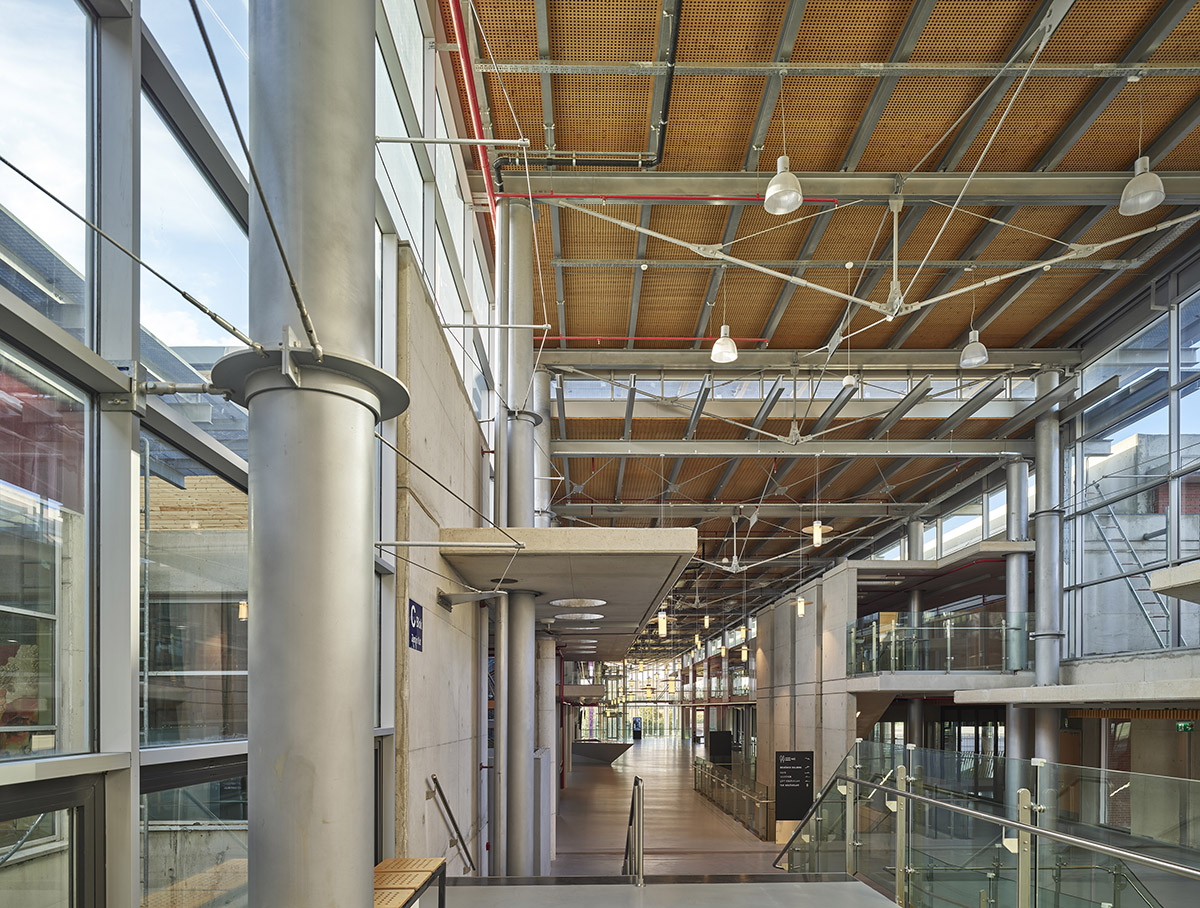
[1066,296,1200,656]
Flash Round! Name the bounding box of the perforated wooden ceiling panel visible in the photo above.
[676,0,787,62]
[645,207,730,260]
[1042,0,1172,63]
[633,269,710,344]
[557,204,641,259]
[562,269,633,347]
[759,77,876,173]
[547,0,661,61]
[660,75,767,171]
[792,0,913,63]
[550,75,653,152]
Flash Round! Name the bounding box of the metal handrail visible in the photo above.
[429,774,477,874]
[620,776,645,886]
[772,768,852,869]
[777,772,1200,885]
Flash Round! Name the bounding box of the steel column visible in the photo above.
[1032,371,1063,764]
[246,1,376,905]
[506,199,537,875]
[907,698,924,748]
[536,634,558,861]
[533,370,553,527]
[493,201,511,528]
[1006,459,1030,671]
[907,519,924,560]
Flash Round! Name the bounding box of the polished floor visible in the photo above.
[449,881,896,907]
[550,736,782,876]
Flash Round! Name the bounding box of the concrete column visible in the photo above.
[907,518,924,560]
[245,2,375,905]
[533,370,553,528]
[1033,371,1063,763]
[506,200,537,875]
[1006,705,1031,814]
[1006,459,1030,671]
[535,635,558,858]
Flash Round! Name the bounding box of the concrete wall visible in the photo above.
[392,247,487,874]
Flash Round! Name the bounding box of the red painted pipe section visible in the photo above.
[447,0,498,226]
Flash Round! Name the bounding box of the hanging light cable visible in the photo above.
[711,279,738,363]
[960,268,989,368]
[765,103,803,215]
[1120,77,1165,216]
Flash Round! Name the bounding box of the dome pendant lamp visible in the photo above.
[764,110,802,215]
[960,276,989,369]
[1120,79,1165,216]
[710,282,738,363]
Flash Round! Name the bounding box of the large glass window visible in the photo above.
[140,434,247,746]
[141,773,248,905]
[0,341,89,761]
[0,0,90,342]
[375,43,424,257]
[141,0,249,176]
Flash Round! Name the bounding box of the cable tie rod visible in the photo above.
[376,136,530,147]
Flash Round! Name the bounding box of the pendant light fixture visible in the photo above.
[796,595,807,618]
[710,281,738,363]
[802,455,833,547]
[960,273,989,368]
[1120,79,1165,216]
[764,105,803,215]
[657,610,667,637]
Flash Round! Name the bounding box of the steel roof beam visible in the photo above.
[555,375,571,492]
[534,0,554,154]
[840,0,938,172]
[555,501,924,517]
[552,439,1035,457]
[989,374,1079,437]
[661,375,712,498]
[872,376,933,436]
[613,375,638,501]
[1033,1,1195,173]
[1020,212,1198,347]
[542,347,1080,369]
[931,375,1009,438]
[549,205,567,348]
[468,170,1200,203]
[625,208,653,348]
[706,376,786,500]
[809,381,858,435]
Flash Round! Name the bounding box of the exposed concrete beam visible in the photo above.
[552,439,1035,457]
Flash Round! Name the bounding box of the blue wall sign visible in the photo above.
[408,600,423,652]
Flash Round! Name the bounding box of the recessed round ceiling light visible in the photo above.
[554,612,604,621]
[489,578,518,585]
[549,597,606,609]
[568,638,598,644]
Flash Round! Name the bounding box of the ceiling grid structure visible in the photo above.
[431,0,1200,653]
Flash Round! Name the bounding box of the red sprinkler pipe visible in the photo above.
[448,0,497,226]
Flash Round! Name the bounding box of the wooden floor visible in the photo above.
[551,736,781,877]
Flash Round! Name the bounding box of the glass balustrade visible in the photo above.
[847,619,1031,674]
[778,741,1200,907]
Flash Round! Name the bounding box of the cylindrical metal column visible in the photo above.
[493,201,511,528]
[536,634,558,859]
[246,2,375,905]
[907,698,924,748]
[506,199,537,875]
[533,370,553,528]
[1033,371,1063,763]
[1006,704,1031,815]
[907,518,925,560]
[1006,459,1030,671]
[491,599,508,875]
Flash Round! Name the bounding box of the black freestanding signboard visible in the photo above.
[775,751,814,821]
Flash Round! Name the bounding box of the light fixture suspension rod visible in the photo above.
[376,136,531,147]
[901,209,1200,315]
[552,200,882,312]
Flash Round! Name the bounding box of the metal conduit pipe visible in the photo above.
[1033,371,1063,765]
[490,1,682,192]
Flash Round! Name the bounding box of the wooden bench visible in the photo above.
[373,857,446,908]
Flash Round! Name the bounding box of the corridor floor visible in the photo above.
[550,736,782,876]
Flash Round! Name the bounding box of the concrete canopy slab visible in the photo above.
[844,671,1035,695]
[1150,561,1200,605]
[955,679,1200,709]
[439,527,698,661]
